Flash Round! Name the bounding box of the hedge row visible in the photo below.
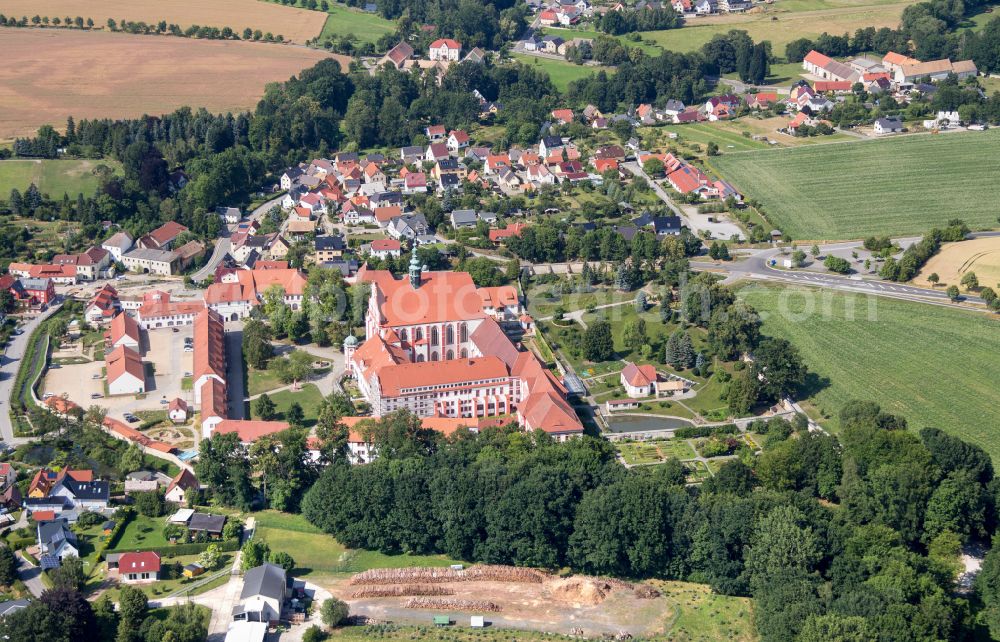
[674,423,739,439]
[104,537,240,559]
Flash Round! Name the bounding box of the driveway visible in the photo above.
[623,161,745,240]
[17,551,45,597]
[192,195,284,282]
[0,304,62,445]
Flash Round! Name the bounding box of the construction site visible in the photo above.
[334,565,670,637]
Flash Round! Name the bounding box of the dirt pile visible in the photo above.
[351,585,455,598]
[547,577,613,606]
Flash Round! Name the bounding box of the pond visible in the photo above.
[604,414,694,433]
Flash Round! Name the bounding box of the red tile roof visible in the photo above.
[108,312,140,346]
[622,362,657,387]
[489,223,527,242]
[430,38,461,49]
[214,420,291,442]
[803,50,833,68]
[119,551,161,574]
[193,309,226,383]
[359,269,488,326]
[371,239,401,251]
[106,345,144,384]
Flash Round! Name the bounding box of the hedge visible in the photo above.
[104,538,240,558]
[674,424,739,439]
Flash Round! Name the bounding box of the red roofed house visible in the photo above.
[403,172,427,194]
[621,361,658,397]
[381,41,415,69]
[744,92,778,109]
[85,284,120,325]
[489,223,528,245]
[429,38,462,61]
[551,109,574,125]
[118,551,161,583]
[447,130,470,152]
[666,164,710,195]
[369,239,402,260]
[168,398,189,424]
[137,221,188,250]
[106,345,145,395]
[165,469,199,504]
[105,312,140,351]
[813,80,853,93]
[424,124,446,141]
[214,420,291,444]
[539,9,559,24]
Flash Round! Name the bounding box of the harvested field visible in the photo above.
[914,236,1000,289]
[1,0,326,43]
[0,30,348,139]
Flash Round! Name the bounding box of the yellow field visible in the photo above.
[0,0,327,42]
[644,1,911,53]
[914,236,1000,289]
[0,30,349,139]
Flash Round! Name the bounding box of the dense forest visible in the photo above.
[297,401,1000,641]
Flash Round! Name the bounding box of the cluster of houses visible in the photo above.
[377,39,487,79]
[803,50,977,89]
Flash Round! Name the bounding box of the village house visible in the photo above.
[137,221,188,251]
[165,469,200,504]
[107,345,146,395]
[102,231,135,262]
[874,116,904,135]
[122,248,179,276]
[621,361,658,397]
[233,563,289,625]
[428,39,462,61]
[118,551,161,583]
[37,519,78,568]
[105,311,141,351]
[169,398,189,424]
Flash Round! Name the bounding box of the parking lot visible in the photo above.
[41,326,194,421]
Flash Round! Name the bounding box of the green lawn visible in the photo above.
[0,159,119,198]
[318,2,396,43]
[254,511,462,578]
[741,284,1000,459]
[247,366,287,397]
[658,122,773,152]
[251,383,325,427]
[713,129,1000,239]
[525,286,635,319]
[113,514,170,550]
[511,54,613,92]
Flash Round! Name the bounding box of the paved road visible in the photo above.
[224,323,246,420]
[623,161,746,240]
[17,551,45,597]
[0,305,63,446]
[192,195,284,282]
[694,233,1000,307]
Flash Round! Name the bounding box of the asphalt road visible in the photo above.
[693,233,1000,306]
[0,304,63,446]
[192,195,284,282]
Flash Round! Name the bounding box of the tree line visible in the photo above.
[297,400,1000,641]
[0,14,286,42]
[597,7,681,35]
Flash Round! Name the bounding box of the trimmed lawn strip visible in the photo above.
[713,129,1000,239]
[250,383,324,427]
[741,284,1000,459]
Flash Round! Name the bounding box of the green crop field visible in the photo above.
[512,54,613,92]
[318,2,396,43]
[713,129,1000,240]
[0,159,119,198]
[741,284,1000,459]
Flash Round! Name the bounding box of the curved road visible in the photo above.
[192,195,284,282]
[0,304,63,446]
[692,232,1000,307]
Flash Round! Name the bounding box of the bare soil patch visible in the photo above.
[1,0,326,43]
[0,30,348,139]
[914,236,1000,289]
[334,566,666,637]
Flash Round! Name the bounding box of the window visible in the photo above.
[460,348,468,358]
[415,328,423,341]
[446,325,454,343]
[459,322,468,342]
[399,328,408,341]
[430,326,439,346]
[446,349,454,360]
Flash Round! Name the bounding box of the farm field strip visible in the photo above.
[640,1,911,53]
[740,284,1000,460]
[0,0,327,42]
[511,54,613,92]
[0,30,346,140]
[0,159,120,197]
[712,129,1000,239]
[316,2,397,43]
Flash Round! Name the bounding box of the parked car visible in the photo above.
[90,393,103,399]
[172,328,179,333]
